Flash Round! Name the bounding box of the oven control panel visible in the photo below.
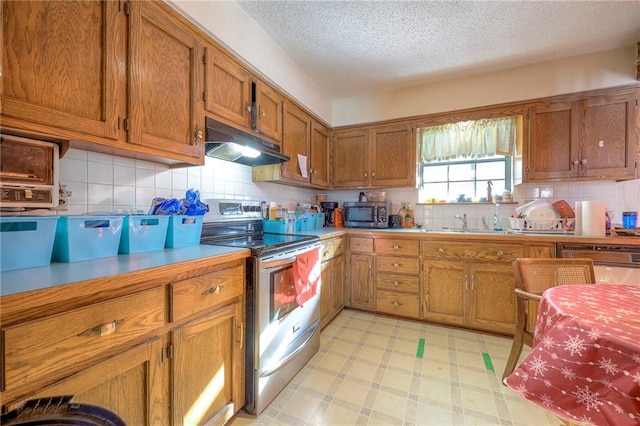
[203,199,263,221]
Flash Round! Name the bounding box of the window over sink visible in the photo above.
[417,115,522,203]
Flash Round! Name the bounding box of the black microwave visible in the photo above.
[343,202,390,228]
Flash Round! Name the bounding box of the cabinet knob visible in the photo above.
[372,171,376,178]
[464,250,472,258]
[392,301,401,307]
[438,247,445,253]
[260,107,266,117]
[364,172,368,178]
[244,101,251,115]
[78,319,123,337]
[393,244,400,249]
[580,157,587,165]
[393,280,399,286]
[393,262,400,267]
[203,285,224,295]
[194,125,203,145]
[496,250,504,256]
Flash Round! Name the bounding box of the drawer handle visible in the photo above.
[391,301,403,307]
[438,247,445,253]
[465,250,472,258]
[78,319,123,337]
[393,262,400,267]
[203,285,224,295]
[496,250,504,256]
[393,244,400,249]
[393,280,399,286]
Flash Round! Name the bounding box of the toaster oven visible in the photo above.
[0,134,60,208]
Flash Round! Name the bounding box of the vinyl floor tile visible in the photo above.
[230,310,560,426]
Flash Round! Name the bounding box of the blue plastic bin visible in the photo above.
[119,215,169,254]
[165,215,203,248]
[263,219,285,233]
[0,216,59,271]
[312,213,324,229]
[52,215,124,262]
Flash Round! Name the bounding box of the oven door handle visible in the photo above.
[258,320,320,378]
[261,256,297,270]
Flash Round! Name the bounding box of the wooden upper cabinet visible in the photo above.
[333,129,370,188]
[333,123,415,188]
[580,91,637,180]
[280,101,311,183]
[128,1,203,161]
[254,81,283,142]
[310,121,331,187]
[203,45,252,129]
[1,0,125,140]
[526,88,638,182]
[527,101,577,180]
[370,124,415,187]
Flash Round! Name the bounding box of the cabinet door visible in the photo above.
[527,102,579,180]
[2,1,125,140]
[423,260,465,326]
[468,263,516,334]
[204,45,251,129]
[280,101,311,183]
[310,121,331,187]
[320,260,332,328]
[370,124,415,187]
[580,91,637,180]
[331,254,345,314]
[333,130,370,188]
[254,81,283,142]
[128,1,203,161]
[348,254,374,309]
[25,339,164,426]
[172,302,244,426]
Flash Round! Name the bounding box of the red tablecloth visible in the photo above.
[505,284,640,426]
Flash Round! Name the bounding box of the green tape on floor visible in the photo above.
[482,352,495,372]
[416,338,425,358]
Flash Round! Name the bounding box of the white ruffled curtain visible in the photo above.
[418,116,516,162]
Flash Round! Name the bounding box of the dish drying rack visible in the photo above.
[508,217,572,232]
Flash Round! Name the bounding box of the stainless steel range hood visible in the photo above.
[204,117,289,166]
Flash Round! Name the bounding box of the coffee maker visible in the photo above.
[320,202,338,227]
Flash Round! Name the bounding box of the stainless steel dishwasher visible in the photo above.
[556,243,640,285]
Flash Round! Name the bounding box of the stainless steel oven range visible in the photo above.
[200,200,322,415]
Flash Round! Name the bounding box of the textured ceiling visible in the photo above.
[235,0,640,99]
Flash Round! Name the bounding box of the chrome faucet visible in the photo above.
[481,216,490,230]
[454,213,468,229]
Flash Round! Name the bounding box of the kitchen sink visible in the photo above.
[437,228,500,234]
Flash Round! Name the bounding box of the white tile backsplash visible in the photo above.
[59,148,639,221]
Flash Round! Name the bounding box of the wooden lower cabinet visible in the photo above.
[0,257,247,426]
[421,241,522,334]
[24,338,164,425]
[320,236,346,328]
[172,301,244,426]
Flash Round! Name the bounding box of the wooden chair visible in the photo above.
[502,258,596,381]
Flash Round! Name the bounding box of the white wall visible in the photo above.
[333,46,638,126]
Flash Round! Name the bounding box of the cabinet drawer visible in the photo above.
[376,273,419,293]
[320,239,334,262]
[421,241,523,263]
[333,237,346,257]
[171,265,244,322]
[2,287,165,392]
[350,237,373,253]
[376,290,419,317]
[376,256,420,275]
[375,239,419,256]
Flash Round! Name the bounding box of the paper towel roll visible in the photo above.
[574,201,582,235]
[582,201,606,237]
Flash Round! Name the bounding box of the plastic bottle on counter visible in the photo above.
[269,202,277,220]
[286,211,296,233]
[403,204,415,228]
[494,203,503,231]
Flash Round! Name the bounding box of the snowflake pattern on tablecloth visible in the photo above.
[540,335,555,349]
[564,335,587,356]
[561,366,577,380]
[599,358,620,375]
[540,393,554,407]
[632,371,640,385]
[529,356,548,376]
[594,313,615,323]
[587,327,601,340]
[573,385,602,412]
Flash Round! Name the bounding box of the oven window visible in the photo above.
[270,265,298,322]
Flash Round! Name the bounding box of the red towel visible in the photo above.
[292,247,321,307]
